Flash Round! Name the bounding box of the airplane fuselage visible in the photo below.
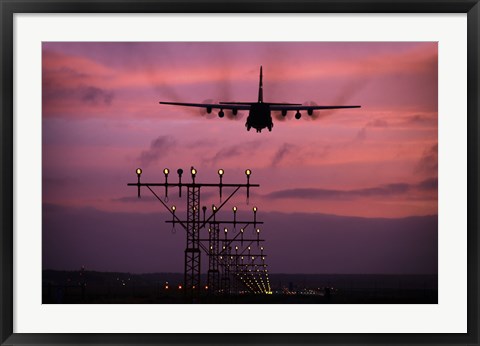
[246,103,273,133]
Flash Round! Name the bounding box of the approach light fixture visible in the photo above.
[218,169,224,200]
[176,168,184,197]
[163,168,170,200]
[245,169,252,201]
[191,167,197,183]
[171,205,176,212]
[135,168,142,198]
[232,206,237,225]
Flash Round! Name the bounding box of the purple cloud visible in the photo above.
[265,179,436,200]
[415,143,438,174]
[271,143,295,167]
[138,136,176,167]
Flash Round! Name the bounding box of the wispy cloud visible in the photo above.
[415,143,438,174]
[417,177,437,191]
[265,178,437,200]
[138,136,176,167]
[207,141,261,166]
[113,196,158,203]
[42,49,117,116]
[352,111,437,145]
[403,114,437,126]
[43,84,115,106]
[349,114,388,145]
[82,86,114,105]
[271,143,296,167]
[355,127,367,142]
[366,118,389,128]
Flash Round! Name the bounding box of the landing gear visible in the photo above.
[267,124,272,132]
[246,123,251,131]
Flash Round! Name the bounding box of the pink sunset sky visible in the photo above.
[42,42,438,274]
[43,42,437,218]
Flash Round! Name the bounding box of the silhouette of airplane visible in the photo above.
[160,66,361,133]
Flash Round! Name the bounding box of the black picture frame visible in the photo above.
[1,1,478,345]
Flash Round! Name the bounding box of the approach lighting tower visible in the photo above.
[128,167,270,298]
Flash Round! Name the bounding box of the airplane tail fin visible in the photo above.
[258,66,263,103]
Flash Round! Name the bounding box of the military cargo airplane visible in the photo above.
[159,66,361,133]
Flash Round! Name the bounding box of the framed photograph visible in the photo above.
[1,1,479,345]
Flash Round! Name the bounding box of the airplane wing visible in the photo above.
[159,101,251,111]
[269,105,361,111]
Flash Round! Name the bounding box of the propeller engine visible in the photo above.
[303,101,318,119]
[199,99,216,119]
